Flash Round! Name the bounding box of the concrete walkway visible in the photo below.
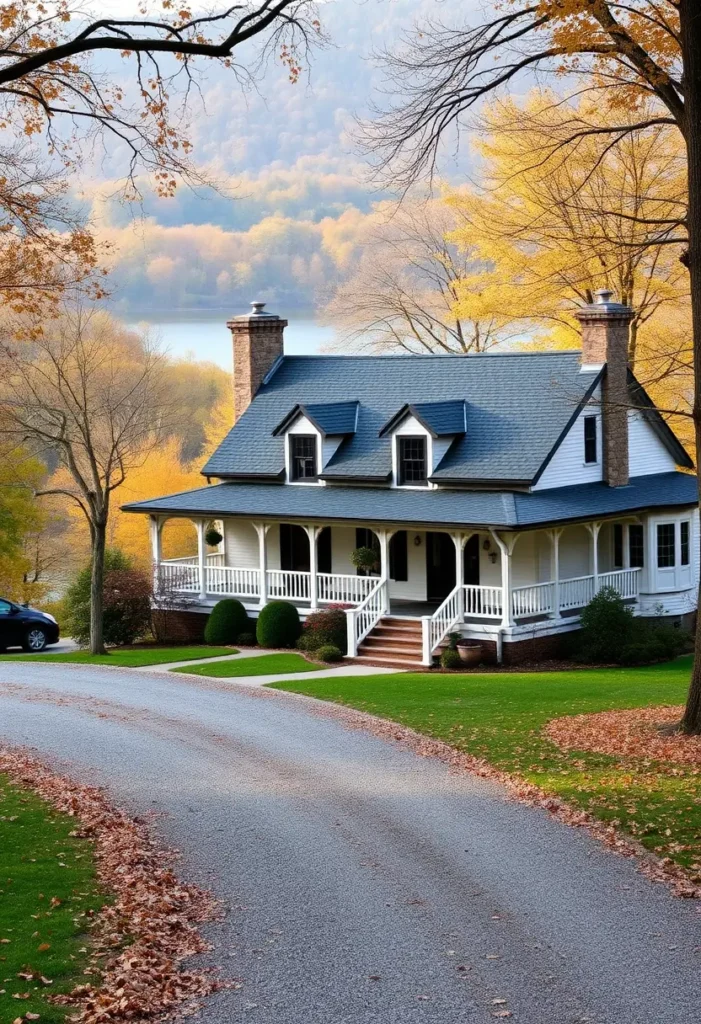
[135,647,400,687]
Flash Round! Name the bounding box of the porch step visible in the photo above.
[352,654,425,670]
[359,641,423,657]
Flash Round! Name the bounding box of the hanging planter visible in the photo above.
[350,546,379,575]
[205,525,223,548]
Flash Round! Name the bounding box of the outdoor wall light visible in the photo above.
[483,538,491,551]
[489,552,498,564]
[414,535,422,546]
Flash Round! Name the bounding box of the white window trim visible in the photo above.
[284,419,325,486]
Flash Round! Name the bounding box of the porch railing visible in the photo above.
[266,569,311,602]
[427,584,463,661]
[206,564,259,598]
[511,581,555,618]
[346,578,388,657]
[317,573,376,605]
[464,584,503,619]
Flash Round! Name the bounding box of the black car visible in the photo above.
[0,598,60,652]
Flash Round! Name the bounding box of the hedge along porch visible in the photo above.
[149,510,680,665]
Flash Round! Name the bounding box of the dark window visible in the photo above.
[355,528,380,576]
[681,521,690,566]
[290,435,317,481]
[318,527,332,574]
[398,436,427,485]
[280,523,310,572]
[389,531,408,582]
[629,524,644,568]
[613,524,624,568]
[657,523,676,568]
[584,415,597,464]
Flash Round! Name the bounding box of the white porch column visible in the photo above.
[304,524,321,609]
[586,521,602,593]
[196,519,207,600]
[376,528,395,614]
[451,531,467,620]
[490,530,518,628]
[149,515,162,594]
[253,522,270,608]
[547,527,563,618]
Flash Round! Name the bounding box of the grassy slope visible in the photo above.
[0,775,105,1022]
[275,657,701,871]
[172,652,324,677]
[2,646,237,667]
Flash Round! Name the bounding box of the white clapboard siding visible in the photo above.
[533,395,602,490]
[627,411,677,476]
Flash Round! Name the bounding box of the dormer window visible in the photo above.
[398,436,427,486]
[290,435,317,481]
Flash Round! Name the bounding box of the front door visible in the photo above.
[426,532,456,603]
[464,534,480,585]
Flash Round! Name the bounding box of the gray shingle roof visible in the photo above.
[273,401,359,437]
[122,471,697,530]
[202,352,603,483]
[379,400,467,438]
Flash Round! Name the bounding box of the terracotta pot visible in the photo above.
[456,642,482,667]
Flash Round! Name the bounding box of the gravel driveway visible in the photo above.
[0,661,699,1024]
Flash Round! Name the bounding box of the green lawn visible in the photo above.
[172,652,324,677]
[274,656,701,873]
[0,774,106,1022]
[2,645,237,667]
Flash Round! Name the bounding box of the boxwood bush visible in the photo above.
[256,600,301,648]
[204,599,249,645]
[315,644,343,663]
[440,647,462,670]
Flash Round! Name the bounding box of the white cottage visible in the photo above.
[123,292,698,666]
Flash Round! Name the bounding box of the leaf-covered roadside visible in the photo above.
[0,772,105,1023]
[274,657,701,893]
[0,749,228,1023]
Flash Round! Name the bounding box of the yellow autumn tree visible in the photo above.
[446,94,689,377]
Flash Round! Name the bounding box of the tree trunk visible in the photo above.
[90,519,107,656]
[680,0,701,734]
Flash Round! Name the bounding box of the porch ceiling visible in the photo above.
[122,471,697,529]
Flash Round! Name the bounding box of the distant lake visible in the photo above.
[126,310,337,369]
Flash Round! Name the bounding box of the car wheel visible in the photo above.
[23,628,48,652]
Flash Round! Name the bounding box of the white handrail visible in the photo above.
[428,583,463,659]
[599,567,641,599]
[206,564,259,597]
[266,569,311,601]
[346,577,387,657]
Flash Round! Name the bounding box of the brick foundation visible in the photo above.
[152,609,208,644]
[478,631,578,666]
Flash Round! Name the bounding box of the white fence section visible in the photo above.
[511,581,555,618]
[464,585,503,619]
[346,578,388,657]
[266,569,311,602]
[317,573,376,605]
[206,565,259,598]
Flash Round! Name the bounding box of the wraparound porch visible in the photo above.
[151,514,646,664]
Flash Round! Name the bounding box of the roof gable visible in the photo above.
[379,400,467,438]
[272,401,359,437]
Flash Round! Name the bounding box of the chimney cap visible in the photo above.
[575,288,633,321]
[228,300,281,323]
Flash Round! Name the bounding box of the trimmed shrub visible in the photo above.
[440,647,462,670]
[204,599,249,645]
[298,606,347,654]
[315,644,343,663]
[237,631,258,647]
[66,549,151,648]
[619,623,686,666]
[256,600,301,648]
[577,587,634,663]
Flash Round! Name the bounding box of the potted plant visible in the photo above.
[350,546,379,575]
[205,524,223,548]
[455,636,483,667]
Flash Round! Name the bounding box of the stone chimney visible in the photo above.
[575,289,634,488]
[227,302,287,422]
